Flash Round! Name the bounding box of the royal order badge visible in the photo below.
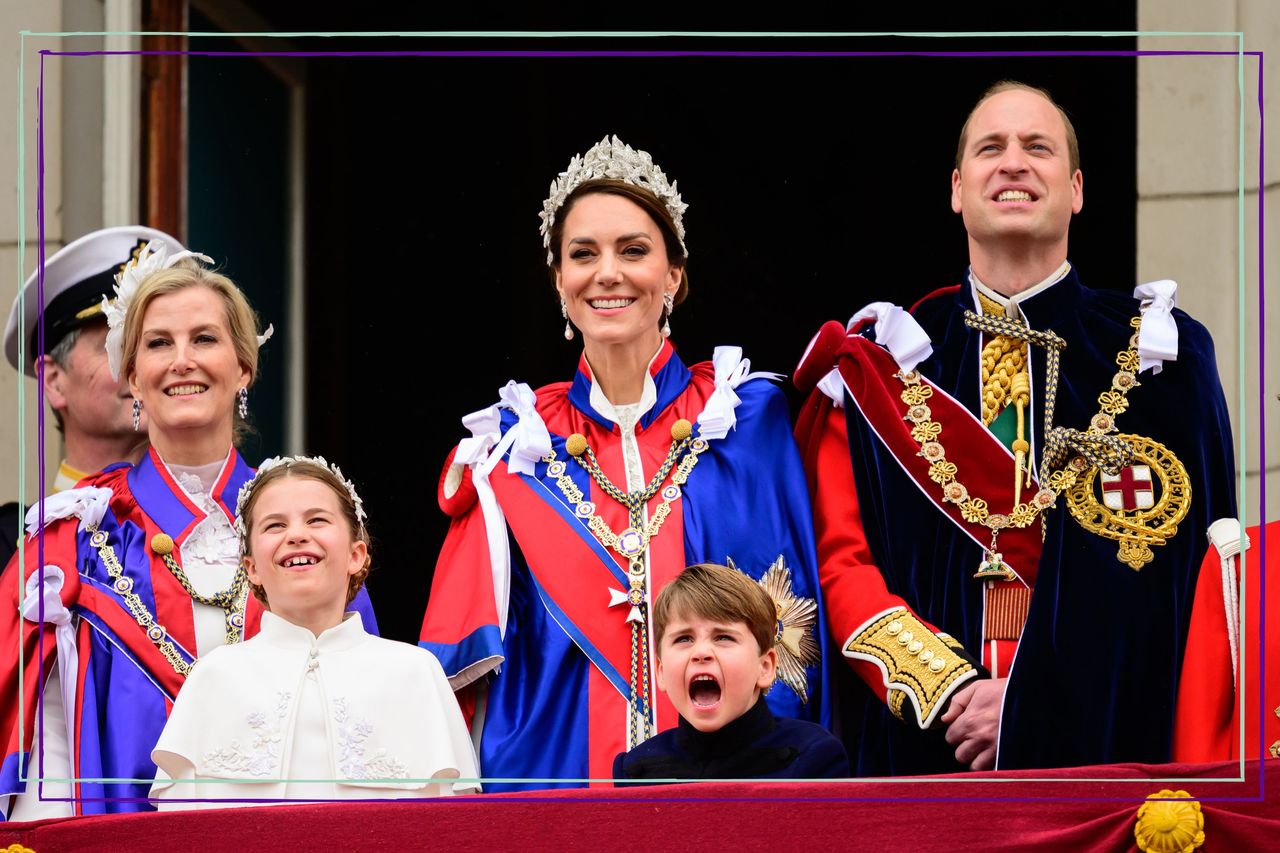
[1065,433,1191,569]
[727,555,820,702]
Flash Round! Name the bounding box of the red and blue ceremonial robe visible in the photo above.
[0,448,378,816]
[420,341,834,791]
[796,268,1236,774]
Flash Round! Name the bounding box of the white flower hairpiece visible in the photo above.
[233,455,367,554]
[102,240,213,380]
[101,240,274,380]
[538,134,688,266]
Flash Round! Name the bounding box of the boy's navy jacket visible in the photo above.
[613,698,849,782]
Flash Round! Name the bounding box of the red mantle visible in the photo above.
[3,760,1277,852]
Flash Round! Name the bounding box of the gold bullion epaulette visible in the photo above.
[844,607,980,729]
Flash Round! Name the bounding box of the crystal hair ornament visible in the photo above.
[233,455,367,550]
[102,240,213,380]
[538,135,689,265]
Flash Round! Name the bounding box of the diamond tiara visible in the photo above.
[538,135,688,266]
[234,455,367,552]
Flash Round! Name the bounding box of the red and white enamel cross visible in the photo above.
[1101,464,1155,511]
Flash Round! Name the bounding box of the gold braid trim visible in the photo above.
[976,291,1028,425]
[86,523,192,677]
[844,608,978,729]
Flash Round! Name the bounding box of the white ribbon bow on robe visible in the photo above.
[695,346,784,441]
[816,302,934,406]
[20,566,79,773]
[24,487,113,536]
[478,381,552,478]
[1133,280,1179,374]
[850,302,934,372]
[453,400,509,639]
[453,381,551,640]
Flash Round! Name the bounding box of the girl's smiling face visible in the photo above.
[243,475,366,621]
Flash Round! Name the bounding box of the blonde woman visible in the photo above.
[1,245,371,818]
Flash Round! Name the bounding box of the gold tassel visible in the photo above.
[1010,371,1031,506]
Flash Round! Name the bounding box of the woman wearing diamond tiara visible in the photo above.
[420,136,835,790]
[0,246,374,818]
[150,457,478,807]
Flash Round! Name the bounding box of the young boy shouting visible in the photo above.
[613,563,848,782]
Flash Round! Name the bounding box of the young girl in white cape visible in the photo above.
[150,456,479,808]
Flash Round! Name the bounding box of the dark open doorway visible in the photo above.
[183,19,1138,644]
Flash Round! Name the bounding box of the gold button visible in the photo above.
[920,650,934,663]
[886,620,903,635]
[898,630,913,645]
[929,658,946,673]
[150,533,175,556]
[908,640,923,654]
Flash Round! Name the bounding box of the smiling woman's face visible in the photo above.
[127,284,247,450]
[554,192,682,350]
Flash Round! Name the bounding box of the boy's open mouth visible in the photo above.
[689,674,721,707]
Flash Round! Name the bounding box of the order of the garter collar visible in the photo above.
[538,134,689,266]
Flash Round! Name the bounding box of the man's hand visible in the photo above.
[940,677,1007,771]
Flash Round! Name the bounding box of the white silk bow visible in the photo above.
[695,346,783,441]
[1133,280,1179,374]
[848,302,934,373]
[21,566,79,771]
[478,381,551,478]
[24,487,113,536]
[452,381,551,639]
[812,303,933,407]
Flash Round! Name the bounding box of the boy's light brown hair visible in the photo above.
[652,563,776,654]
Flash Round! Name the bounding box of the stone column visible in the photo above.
[1137,1,1278,526]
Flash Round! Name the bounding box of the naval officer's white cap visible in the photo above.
[3,225,185,377]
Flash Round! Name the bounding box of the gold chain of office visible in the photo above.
[85,522,248,677]
[895,314,1145,579]
[541,417,706,747]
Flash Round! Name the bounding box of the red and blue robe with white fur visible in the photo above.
[0,448,378,816]
[420,341,835,790]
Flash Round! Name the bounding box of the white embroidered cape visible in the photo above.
[150,611,479,807]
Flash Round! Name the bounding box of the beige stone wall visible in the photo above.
[1138,3,1278,526]
[1,8,65,504]
[0,2,112,508]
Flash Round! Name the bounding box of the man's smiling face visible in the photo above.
[951,87,1083,252]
